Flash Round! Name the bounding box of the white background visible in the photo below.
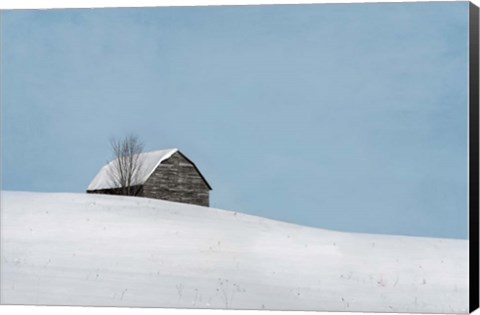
[0,0,479,315]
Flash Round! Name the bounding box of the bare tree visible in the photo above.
[107,134,145,196]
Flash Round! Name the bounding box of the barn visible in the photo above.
[86,149,212,207]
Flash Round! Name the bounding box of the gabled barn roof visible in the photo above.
[87,149,211,191]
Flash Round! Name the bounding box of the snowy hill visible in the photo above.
[0,191,468,313]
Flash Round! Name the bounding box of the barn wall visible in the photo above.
[143,152,210,206]
[86,185,144,196]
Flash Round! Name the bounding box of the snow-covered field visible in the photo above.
[0,191,468,313]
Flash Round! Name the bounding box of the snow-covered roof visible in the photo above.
[87,148,179,191]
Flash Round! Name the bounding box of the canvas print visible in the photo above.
[0,1,478,313]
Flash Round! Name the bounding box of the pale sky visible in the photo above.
[1,2,470,238]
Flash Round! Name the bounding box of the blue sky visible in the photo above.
[1,2,470,238]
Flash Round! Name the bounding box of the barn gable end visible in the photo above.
[143,151,210,206]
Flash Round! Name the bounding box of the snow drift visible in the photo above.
[0,191,468,313]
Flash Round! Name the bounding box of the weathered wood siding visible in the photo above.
[86,185,143,196]
[142,152,210,206]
